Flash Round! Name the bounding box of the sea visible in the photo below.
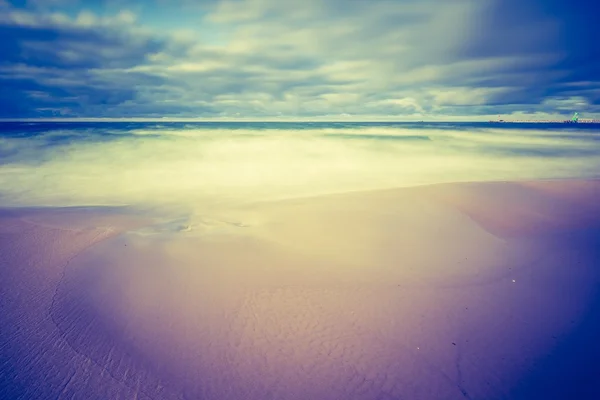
[1,121,600,212]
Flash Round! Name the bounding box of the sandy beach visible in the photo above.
[1,179,600,400]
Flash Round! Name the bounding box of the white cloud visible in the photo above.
[429,87,511,106]
[114,10,137,24]
[541,96,590,110]
[100,0,487,117]
[74,10,97,26]
[1,0,597,118]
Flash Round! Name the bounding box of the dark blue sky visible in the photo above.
[1,0,598,120]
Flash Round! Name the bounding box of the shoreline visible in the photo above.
[2,176,598,213]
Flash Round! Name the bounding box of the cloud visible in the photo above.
[0,0,599,119]
[0,5,179,117]
[456,0,600,108]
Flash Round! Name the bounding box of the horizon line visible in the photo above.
[2,117,599,123]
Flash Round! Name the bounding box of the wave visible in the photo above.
[1,122,599,210]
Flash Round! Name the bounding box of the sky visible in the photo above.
[0,0,599,120]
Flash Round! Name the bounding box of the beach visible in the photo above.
[2,179,600,399]
[2,0,600,396]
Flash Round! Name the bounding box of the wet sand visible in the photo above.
[1,180,600,400]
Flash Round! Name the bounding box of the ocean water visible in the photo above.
[1,121,599,212]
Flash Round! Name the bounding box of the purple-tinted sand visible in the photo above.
[2,180,600,399]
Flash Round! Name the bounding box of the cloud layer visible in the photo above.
[1,0,599,119]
